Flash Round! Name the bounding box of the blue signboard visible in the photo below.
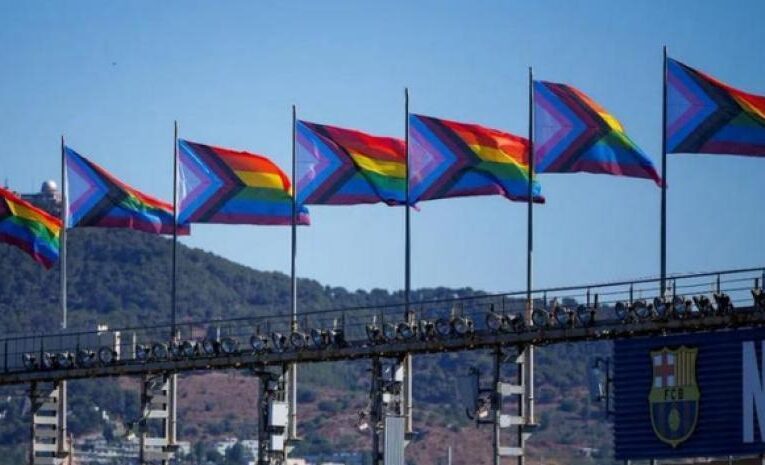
[615,327,765,459]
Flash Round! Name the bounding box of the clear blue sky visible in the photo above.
[1,1,763,294]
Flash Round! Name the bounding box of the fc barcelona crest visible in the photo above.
[649,346,699,447]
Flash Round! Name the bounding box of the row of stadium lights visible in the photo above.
[19,289,765,371]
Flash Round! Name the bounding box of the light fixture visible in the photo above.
[382,323,397,341]
[331,328,347,347]
[40,352,54,370]
[486,312,508,332]
[77,349,96,367]
[614,302,629,321]
[576,305,594,326]
[419,320,436,340]
[693,295,713,316]
[435,318,453,338]
[201,338,219,355]
[452,316,473,336]
[311,328,329,348]
[250,334,269,352]
[271,332,287,352]
[181,340,198,358]
[632,300,651,320]
[509,314,525,332]
[55,352,73,369]
[553,305,572,327]
[290,331,307,350]
[22,353,37,370]
[752,288,765,309]
[531,308,549,328]
[397,322,416,340]
[672,296,688,318]
[366,324,383,344]
[220,337,239,354]
[653,297,668,319]
[713,293,733,313]
[98,346,116,365]
[152,343,169,360]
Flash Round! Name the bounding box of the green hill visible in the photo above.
[0,229,612,465]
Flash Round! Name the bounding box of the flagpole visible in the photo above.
[59,135,69,457]
[403,87,413,434]
[288,104,298,441]
[60,136,67,331]
[660,46,668,297]
[525,66,536,427]
[172,121,179,337]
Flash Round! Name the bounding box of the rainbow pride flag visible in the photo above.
[408,114,542,203]
[666,58,765,156]
[0,187,61,269]
[296,121,406,206]
[65,147,188,235]
[178,140,309,225]
[534,81,662,186]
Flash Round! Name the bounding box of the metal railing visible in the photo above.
[2,266,764,382]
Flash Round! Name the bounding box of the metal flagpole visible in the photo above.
[403,87,413,434]
[288,105,298,441]
[172,121,179,336]
[660,46,668,297]
[59,135,69,457]
[525,67,535,428]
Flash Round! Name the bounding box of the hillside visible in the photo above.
[0,229,612,465]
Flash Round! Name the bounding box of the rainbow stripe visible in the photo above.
[179,140,309,225]
[0,187,61,269]
[666,58,765,156]
[408,114,542,203]
[65,147,188,235]
[296,121,406,206]
[534,81,662,185]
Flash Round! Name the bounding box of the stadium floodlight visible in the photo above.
[576,304,594,326]
[553,305,572,327]
[201,338,219,355]
[382,323,397,341]
[271,332,287,352]
[752,288,765,309]
[452,316,474,336]
[40,352,54,370]
[98,346,116,365]
[713,292,733,313]
[181,340,198,358]
[633,300,651,320]
[77,349,96,367]
[614,302,629,321]
[510,314,525,332]
[531,308,549,328]
[419,320,437,340]
[310,328,329,348]
[22,353,37,370]
[672,296,689,318]
[486,311,508,333]
[55,352,74,369]
[250,334,269,353]
[135,344,151,361]
[220,337,238,355]
[435,318,453,338]
[290,331,307,350]
[397,321,416,340]
[693,295,714,316]
[653,297,668,319]
[366,324,383,344]
[152,343,169,360]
